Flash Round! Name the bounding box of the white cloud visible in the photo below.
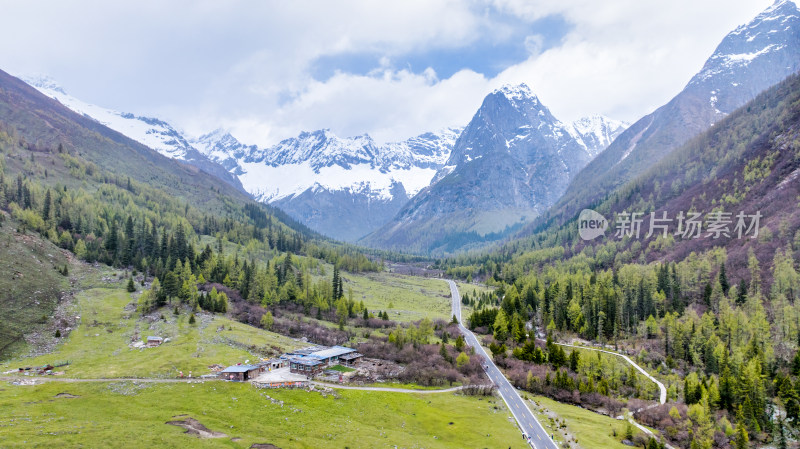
[0,0,782,146]
[488,0,775,122]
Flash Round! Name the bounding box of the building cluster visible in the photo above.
[284,345,362,376]
[218,345,362,382]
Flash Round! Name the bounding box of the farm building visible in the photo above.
[287,345,361,375]
[289,357,324,376]
[339,351,363,367]
[261,358,288,370]
[220,364,261,381]
[309,346,358,364]
[146,336,164,347]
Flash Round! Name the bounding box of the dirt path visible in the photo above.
[0,376,210,384]
[1,376,468,394]
[312,381,465,393]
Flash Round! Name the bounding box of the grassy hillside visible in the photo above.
[0,216,72,358]
[0,69,249,212]
[0,285,301,378]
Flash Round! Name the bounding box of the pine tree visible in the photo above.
[127,277,136,292]
[105,219,119,255]
[455,335,465,352]
[332,266,341,299]
[123,216,135,266]
[792,351,800,376]
[189,313,196,325]
[719,264,730,296]
[702,283,713,306]
[569,349,580,372]
[42,189,52,222]
[736,279,748,305]
[174,223,187,262]
[735,405,749,449]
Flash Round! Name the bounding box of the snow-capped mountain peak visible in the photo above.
[690,0,800,93]
[494,83,537,103]
[570,115,630,157]
[230,126,461,203]
[24,74,67,95]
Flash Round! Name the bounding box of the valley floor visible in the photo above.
[0,268,529,448]
[0,381,524,448]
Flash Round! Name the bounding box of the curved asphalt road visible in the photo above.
[447,280,557,449]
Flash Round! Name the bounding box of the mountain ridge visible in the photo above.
[537,0,800,236]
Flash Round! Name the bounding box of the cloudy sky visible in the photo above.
[1,0,778,146]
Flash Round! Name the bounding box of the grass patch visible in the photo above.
[0,381,525,448]
[327,365,355,373]
[344,271,451,323]
[526,395,638,448]
[455,281,495,321]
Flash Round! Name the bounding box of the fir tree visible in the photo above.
[719,264,730,296]
[736,279,748,305]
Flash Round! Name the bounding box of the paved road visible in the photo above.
[447,280,557,449]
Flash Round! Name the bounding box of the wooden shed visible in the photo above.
[220,364,260,381]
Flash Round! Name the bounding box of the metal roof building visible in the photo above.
[220,364,262,381]
[308,346,356,360]
[221,364,260,373]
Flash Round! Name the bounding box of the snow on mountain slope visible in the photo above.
[687,0,800,119]
[239,161,438,203]
[192,129,255,175]
[24,76,195,159]
[200,126,460,203]
[570,115,629,157]
[363,83,607,254]
[191,125,461,241]
[23,76,246,191]
[545,0,800,235]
